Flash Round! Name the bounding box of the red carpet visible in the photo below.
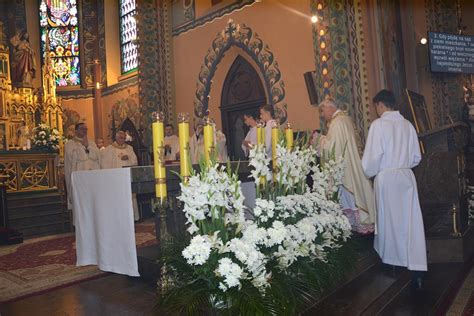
[0,222,157,303]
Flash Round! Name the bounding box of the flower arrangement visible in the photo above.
[159,134,353,314]
[32,124,61,152]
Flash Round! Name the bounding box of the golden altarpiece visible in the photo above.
[0,22,62,192]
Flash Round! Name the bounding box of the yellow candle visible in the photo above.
[152,112,167,200]
[285,122,293,150]
[256,121,266,186]
[203,118,214,165]
[178,113,190,179]
[271,125,279,170]
[257,122,265,146]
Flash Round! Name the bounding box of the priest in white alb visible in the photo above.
[101,131,140,221]
[362,90,427,289]
[316,96,376,234]
[64,123,101,217]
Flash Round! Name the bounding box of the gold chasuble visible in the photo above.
[320,111,376,233]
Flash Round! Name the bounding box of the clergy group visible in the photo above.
[64,89,427,290]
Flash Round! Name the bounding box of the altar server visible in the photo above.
[259,104,277,157]
[64,123,101,211]
[362,90,427,288]
[317,96,375,234]
[164,124,180,161]
[242,113,258,157]
[101,131,140,220]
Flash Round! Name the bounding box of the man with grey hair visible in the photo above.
[101,130,140,220]
[316,96,376,234]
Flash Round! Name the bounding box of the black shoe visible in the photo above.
[411,272,424,291]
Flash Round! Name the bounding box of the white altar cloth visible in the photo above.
[72,168,140,277]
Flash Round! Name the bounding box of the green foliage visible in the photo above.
[157,236,360,315]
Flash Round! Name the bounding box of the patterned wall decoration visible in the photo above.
[109,91,142,140]
[425,0,464,126]
[194,20,288,124]
[62,108,83,139]
[172,0,255,36]
[157,0,175,125]
[81,0,107,88]
[346,0,371,144]
[137,0,163,146]
[97,0,107,87]
[311,1,351,115]
[377,0,406,102]
[102,76,138,96]
[172,0,195,31]
[310,0,370,144]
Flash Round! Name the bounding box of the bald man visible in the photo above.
[101,131,140,220]
[317,96,375,234]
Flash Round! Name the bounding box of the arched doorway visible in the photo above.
[220,55,266,161]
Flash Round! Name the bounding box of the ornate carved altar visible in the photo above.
[0,21,63,151]
[0,151,57,192]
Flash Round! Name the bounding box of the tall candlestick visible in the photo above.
[271,124,279,171]
[257,121,265,146]
[178,113,190,181]
[256,121,266,186]
[152,112,167,200]
[285,122,294,150]
[203,117,214,165]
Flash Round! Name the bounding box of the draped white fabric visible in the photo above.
[72,168,140,277]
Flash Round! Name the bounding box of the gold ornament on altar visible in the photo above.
[0,22,63,152]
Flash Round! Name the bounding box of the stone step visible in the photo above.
[4,190,70,238]
[303,264,409,315]
[7,191,65,208]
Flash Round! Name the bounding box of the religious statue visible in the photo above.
[10,31,36,87]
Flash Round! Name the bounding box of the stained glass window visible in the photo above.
[120,0,138,73]
[39,0,80,87]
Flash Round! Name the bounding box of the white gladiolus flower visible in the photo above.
[177,132,352,294]
[215,257,243,290]
[182,235,212,265]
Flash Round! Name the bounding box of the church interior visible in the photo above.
[1,0,474,315]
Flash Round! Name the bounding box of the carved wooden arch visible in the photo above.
[220,55,266,160]
[119,118,147,165]
[221,55,266,108]
[194,20,287,124]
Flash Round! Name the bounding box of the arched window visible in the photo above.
[119,0,138,74]
[39,0,80,87]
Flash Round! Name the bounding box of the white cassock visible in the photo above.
[264,119,277,157]
[64,137,101,210]
[362,111,427,271]
[319,110,376,233]
[164,135,179,161]
[242,126,257,157]
[190,132,204,164]
[100,142,140,221]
